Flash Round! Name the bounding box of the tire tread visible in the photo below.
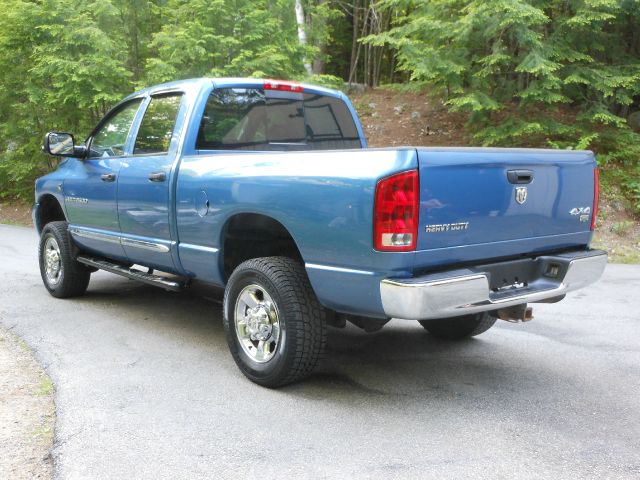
[223,256,327,387]
[39,221,90,298]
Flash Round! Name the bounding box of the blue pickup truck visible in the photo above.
[34,78,607,386]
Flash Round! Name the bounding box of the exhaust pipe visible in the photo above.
[495,304,533,323]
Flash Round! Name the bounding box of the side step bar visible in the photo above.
[77,256,188,292]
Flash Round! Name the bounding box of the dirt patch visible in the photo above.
[351,88,468,148]
[591,184,640,264]
[0,327,54,480]
[0,200,32,227]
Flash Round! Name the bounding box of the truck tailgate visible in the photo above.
[416,148,596,265]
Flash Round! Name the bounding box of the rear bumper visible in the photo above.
[380,249,607,320]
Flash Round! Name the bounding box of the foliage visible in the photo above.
[145,0,306,83]
[0,0,311,198]
[366,0,640,213]
[0,0,134,198]
[0,0,638,213]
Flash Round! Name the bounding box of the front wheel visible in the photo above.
[38,221,91,298]
[419,312,497,340]
[223,256,327,387]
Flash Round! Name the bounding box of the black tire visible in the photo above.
[419,312,497,340]
[38,221,91,298]
[223,256,327,387]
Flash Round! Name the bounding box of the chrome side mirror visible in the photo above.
[43,132,87,158]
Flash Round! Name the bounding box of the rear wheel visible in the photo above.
[419,312,496,340]
[38,221,91,298]
[223,256,327,388]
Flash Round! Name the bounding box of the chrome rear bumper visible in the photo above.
[380,249,607,320]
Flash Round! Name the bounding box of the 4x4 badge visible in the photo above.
[515,187,527,205]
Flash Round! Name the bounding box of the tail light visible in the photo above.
[264,80,304,93]
[374,170,419,251]
[591,166,599,231]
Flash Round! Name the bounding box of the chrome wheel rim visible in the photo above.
[43,236,62,285]
[234,283,281,363]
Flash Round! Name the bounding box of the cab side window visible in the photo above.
[134,94,183,155]
[89,100,142,158]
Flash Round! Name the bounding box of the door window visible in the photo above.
[133,94,183,155]
[89,100,143,158]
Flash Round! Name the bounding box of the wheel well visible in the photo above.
[37,194,66,233]
[222,213,303,280]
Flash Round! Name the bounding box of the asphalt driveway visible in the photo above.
[1,224,639,479]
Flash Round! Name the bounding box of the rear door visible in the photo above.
[117,93,184,271]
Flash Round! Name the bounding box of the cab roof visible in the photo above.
[123,77,346,102]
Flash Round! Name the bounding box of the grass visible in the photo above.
[0,218,28,226]
[1,326,56,455]
[16,337,31,352]
[13,336,55,397]
[31,413,54,442]
[591,236,640,264]
[615,251,640,264]
[611,220,634,236]
[38,376,54,396]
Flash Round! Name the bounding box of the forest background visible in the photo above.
[0,0,638,259]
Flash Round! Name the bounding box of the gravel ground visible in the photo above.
[0,326,54,480]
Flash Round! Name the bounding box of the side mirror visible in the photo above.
[43,132,87,158]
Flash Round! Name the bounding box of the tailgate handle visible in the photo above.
[507,170,533,184]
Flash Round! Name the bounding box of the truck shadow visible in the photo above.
[290,324,526,400]
[76,273,574,405]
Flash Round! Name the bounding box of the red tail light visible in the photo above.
[374,170,419,251]
[264,80,304,93]
[591,166,599,231]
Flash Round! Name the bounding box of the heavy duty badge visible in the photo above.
[515,187,528,205]
[425,222,469,233]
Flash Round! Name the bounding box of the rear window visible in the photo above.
[196,88,362,151]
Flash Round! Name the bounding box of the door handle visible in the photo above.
[100,173,116,182]
[148,172,166,182]
[507,170,533,184]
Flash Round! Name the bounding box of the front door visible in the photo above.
[117,93,184,271]
[65,99,143,260]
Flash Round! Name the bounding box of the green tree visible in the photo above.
[366,0,640,209]
[0,0,638,210]
[367,0,640,147]
[144,0,306,83]
[0,0,135,198]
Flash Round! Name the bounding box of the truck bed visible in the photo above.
[175,146,597,318]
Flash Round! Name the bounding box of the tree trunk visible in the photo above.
[363,1,371,86]
[295,0,313,75]
[131,6,140,81]
[313,46,326,75]
[348,0,360,85]
[312,0,326,74]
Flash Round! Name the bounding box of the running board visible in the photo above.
[77,256,187,292]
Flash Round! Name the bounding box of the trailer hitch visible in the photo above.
[494,304,533,323]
